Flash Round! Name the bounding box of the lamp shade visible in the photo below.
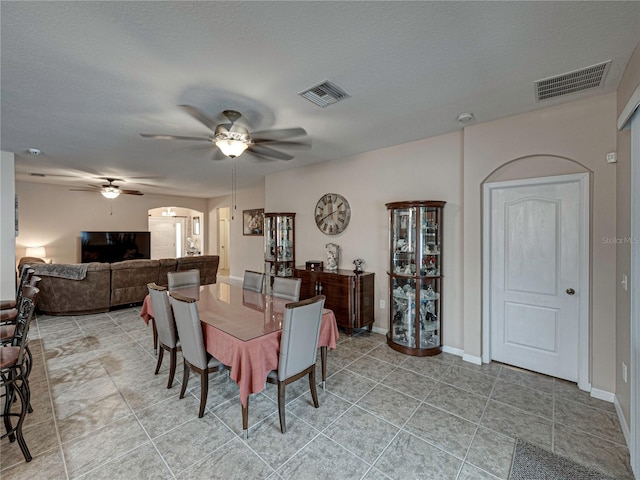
[25,246,46,258]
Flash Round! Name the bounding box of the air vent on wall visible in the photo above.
[535,60,611,101]
[299,80,350,107]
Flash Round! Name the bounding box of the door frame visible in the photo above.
[630,109,639,476]
[482,172,590,390]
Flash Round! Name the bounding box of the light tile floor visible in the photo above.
[0,303,634,479]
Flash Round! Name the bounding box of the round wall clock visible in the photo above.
[315,193,351,235]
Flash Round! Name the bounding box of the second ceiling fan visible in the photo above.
[141,106,310,161]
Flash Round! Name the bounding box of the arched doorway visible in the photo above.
[148,206,204,258]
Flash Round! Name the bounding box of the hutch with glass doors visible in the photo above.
[264,213,295,281]
[386,201,445,356]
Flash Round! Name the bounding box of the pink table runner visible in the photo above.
[140,289,339,406]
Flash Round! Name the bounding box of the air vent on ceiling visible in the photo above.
[535,61,611,101]
[299,81,350,107]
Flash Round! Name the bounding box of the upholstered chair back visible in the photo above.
[277,295,325,382]
[272,277,301,301]
[243,270,264,293]
[147,283,178,349]
[168,269,200,291]
[169,292,208,370]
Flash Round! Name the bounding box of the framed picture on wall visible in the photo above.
[243,209,264,236]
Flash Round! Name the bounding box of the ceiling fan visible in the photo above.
[70,178,143,199]
[140,106,310,161]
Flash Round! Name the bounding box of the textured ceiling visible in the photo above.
[2,1,639,198]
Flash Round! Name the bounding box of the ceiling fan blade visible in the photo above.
[211,148,227,161]
[247,144,295,161]
[178,105,218,131]
[251,127,307,141]
[69,187,99,192]
[252,139,312,150]
[140,133,212,142]
[120,189,144,196]
[243,150,281,163]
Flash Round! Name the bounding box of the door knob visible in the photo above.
[566,288,575,295]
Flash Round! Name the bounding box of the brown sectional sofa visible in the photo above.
[33,255,219,316]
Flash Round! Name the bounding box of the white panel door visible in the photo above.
[149,217,177,259]
[218,218,230,270]
[490,178,583,381]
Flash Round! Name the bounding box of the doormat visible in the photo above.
[509,439,614,480]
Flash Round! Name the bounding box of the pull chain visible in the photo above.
[231,161,237,220]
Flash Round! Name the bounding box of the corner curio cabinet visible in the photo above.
[264,213,295,279]
[386,201,445,356]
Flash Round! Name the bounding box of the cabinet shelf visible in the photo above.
[386,200,445,356]
[264,213,295,279]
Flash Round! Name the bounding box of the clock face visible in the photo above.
[315,193,351,235]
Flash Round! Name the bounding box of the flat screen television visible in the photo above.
[81,231,151,263]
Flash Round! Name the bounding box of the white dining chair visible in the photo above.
[242,270,264,293]
[271,277,302,301]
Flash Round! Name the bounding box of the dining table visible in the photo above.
[139,282,339,438]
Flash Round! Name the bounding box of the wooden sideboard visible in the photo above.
[294,267,374,335]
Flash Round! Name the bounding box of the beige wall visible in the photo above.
[206,182,266,279]
[1,152,16,299]
[266,132,464,348]
[615,43,639,430]
[15,181,208,264]
[464,93,618,392]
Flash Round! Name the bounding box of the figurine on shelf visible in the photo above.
[325,243,340,272]
[353,258,365,273]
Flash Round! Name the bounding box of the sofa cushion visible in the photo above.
[37,262,111,315]
[176,255,219,285]
[158,258,177,287]
[110,259,160,307]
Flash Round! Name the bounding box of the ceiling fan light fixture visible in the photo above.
[215,131,250,158]
[101,186,121,199]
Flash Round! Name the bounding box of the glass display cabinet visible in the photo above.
[264,213,295,280]
[386,201,445,356]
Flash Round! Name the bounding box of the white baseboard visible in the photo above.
[614,395,631,448]
[590,387,615,403]
[462,353,482,365]
[371,325,387,335]
[442,345,464,357]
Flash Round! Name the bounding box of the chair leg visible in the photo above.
[309,368,319,408]
[1,371,31,461]
[320,346,327,390]
[14,376,31,462]
[277,380,287,434]
[179,363,189,399]
[3,377,13,440]
[154,345,164,375]
[24,347,33,413]
[151,318,158,353]
[167,348,176,389]
[198,371,208,418]
[242,399,249,440]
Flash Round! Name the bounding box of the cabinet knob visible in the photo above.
[566,288,575,295]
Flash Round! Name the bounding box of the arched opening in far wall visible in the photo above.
[148,206,204,258]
